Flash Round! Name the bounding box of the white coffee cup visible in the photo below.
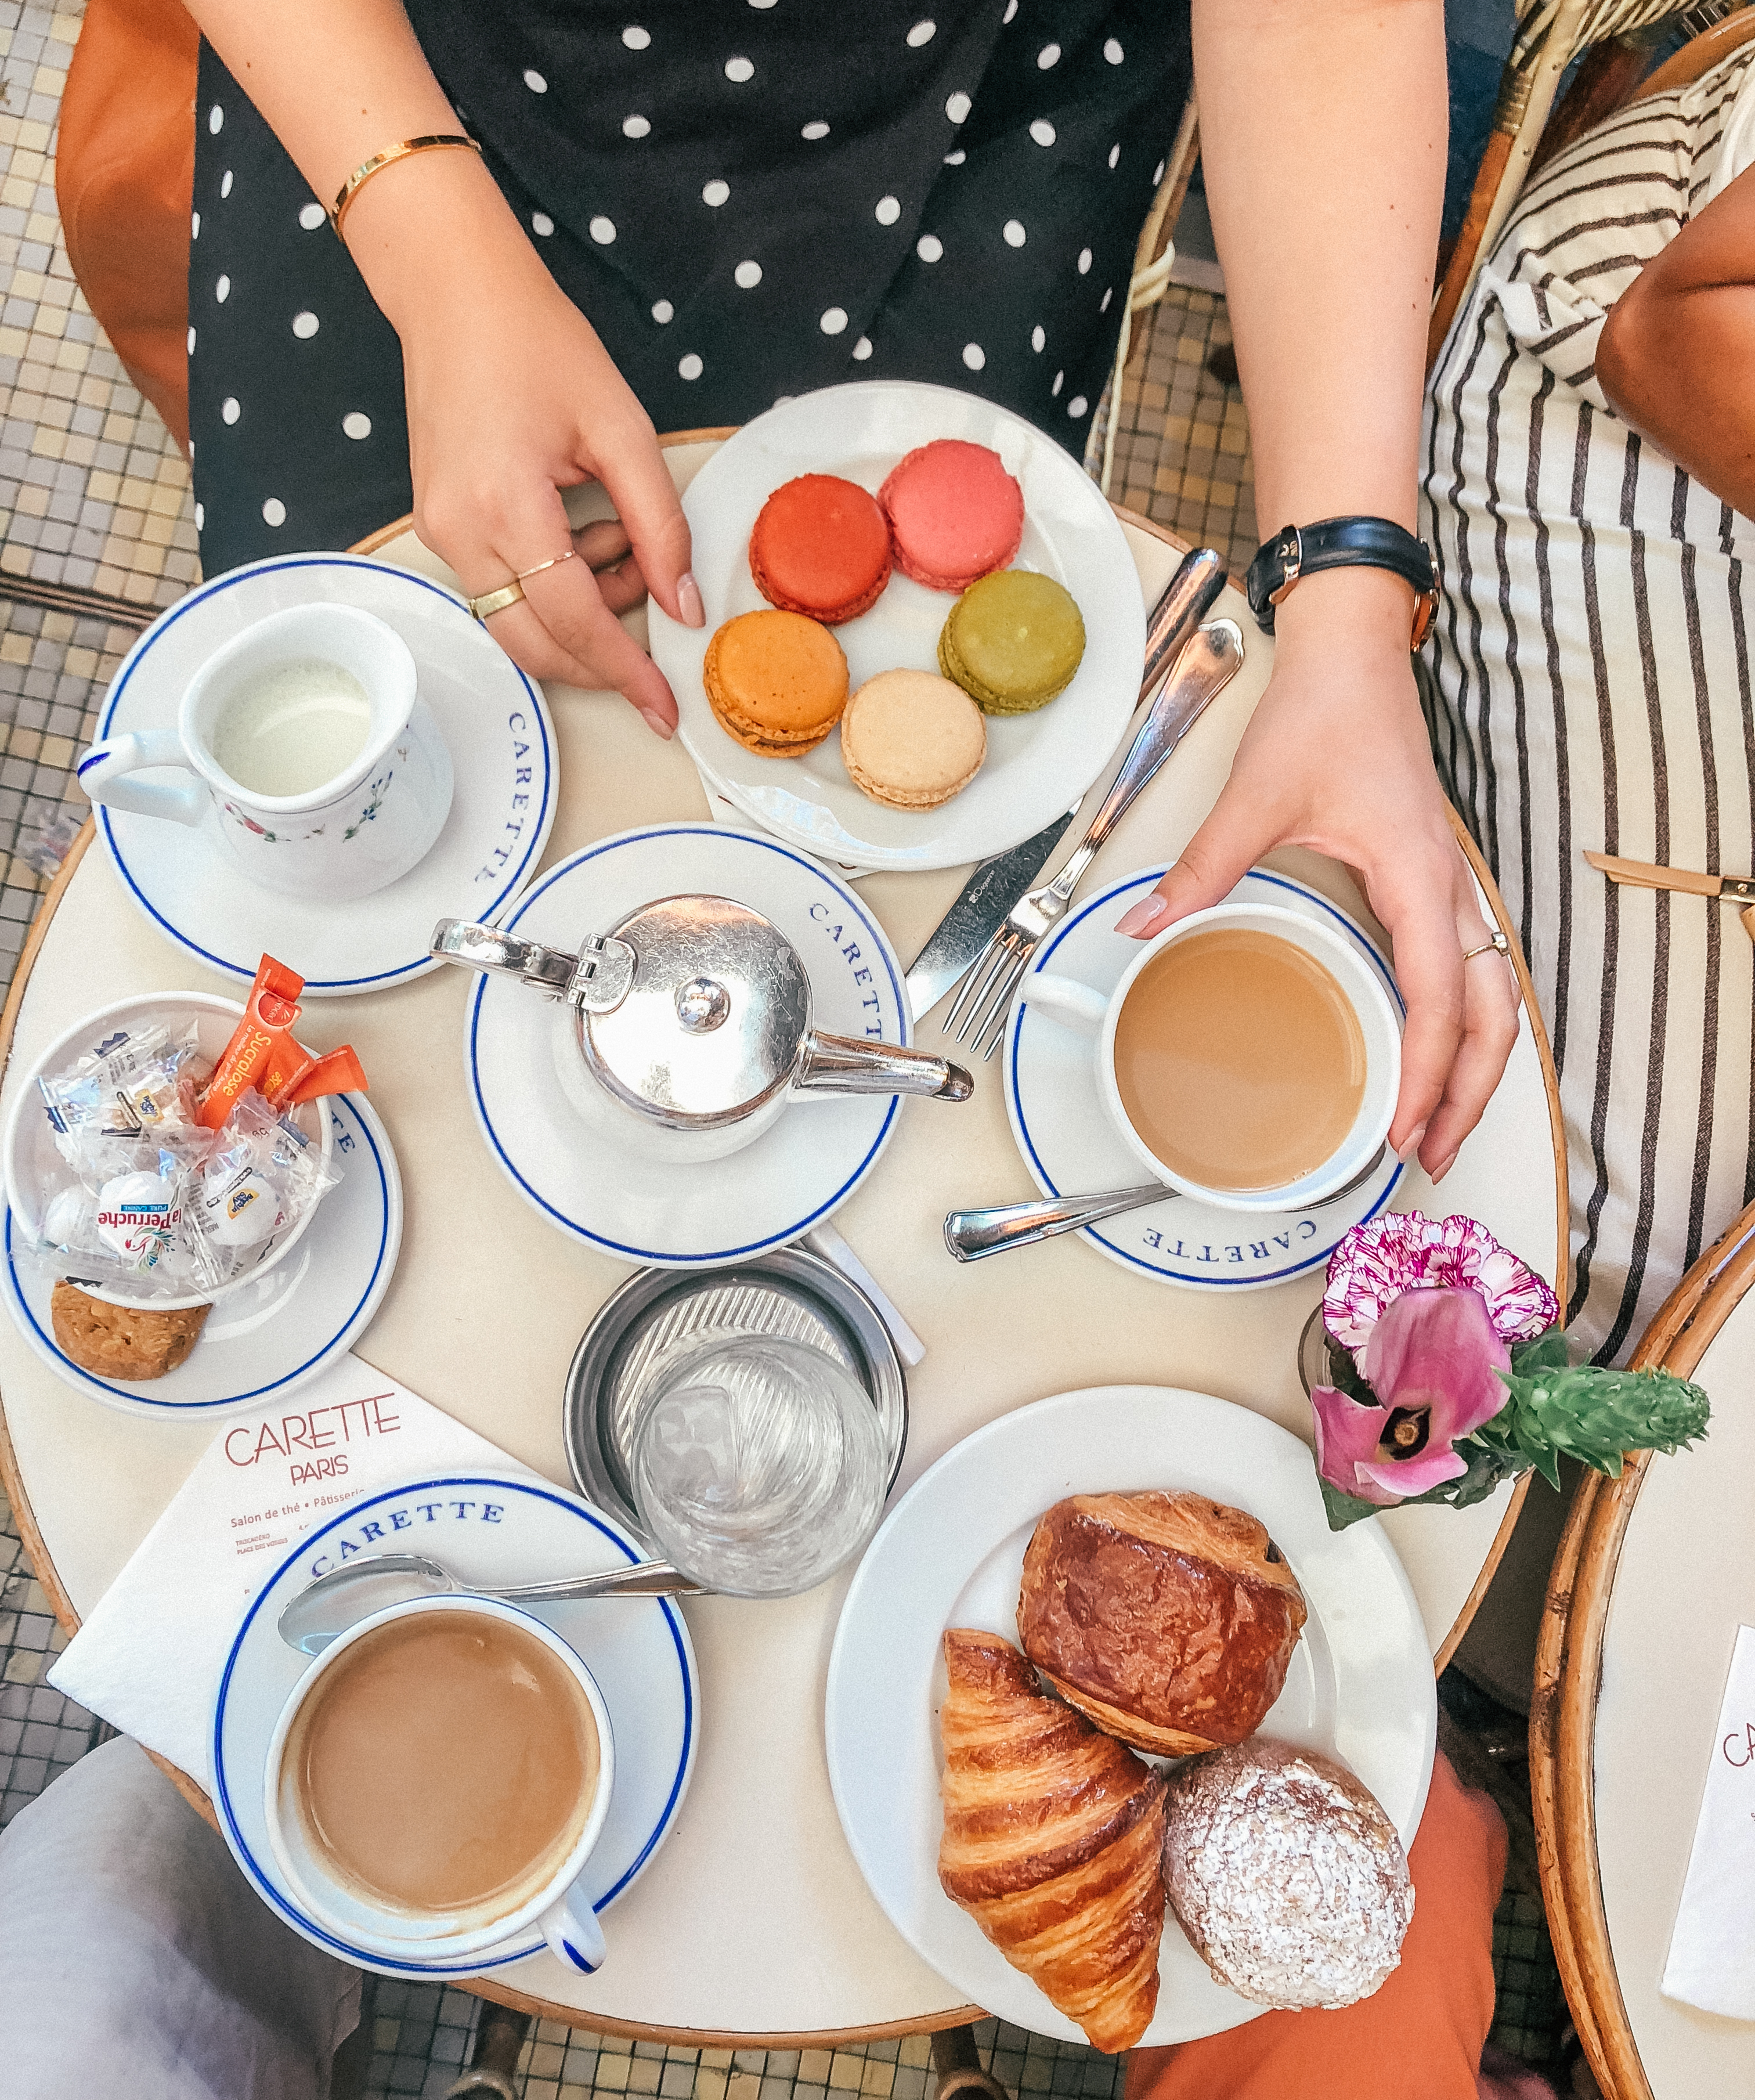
[1025,900,1401,1213]
[78,602,453,903]
[263,1594,616,1973]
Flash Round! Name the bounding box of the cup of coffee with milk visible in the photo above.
[264,1594,616,1973]
[1027,900,1400,1211]
[78,604,453,901]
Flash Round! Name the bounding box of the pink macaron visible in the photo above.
[878,439,1025,593]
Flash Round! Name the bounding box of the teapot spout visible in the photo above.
[796,1030,973,1102]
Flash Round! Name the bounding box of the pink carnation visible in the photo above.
[1323,1213,1558,1351]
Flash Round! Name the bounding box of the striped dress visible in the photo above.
[1422,48,1755,1363]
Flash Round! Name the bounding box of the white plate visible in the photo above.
[465,824,912,1266]
[211,1470,699,1976]
[649,381,1145,873]
[1006,868,1407,1290]
[825,1385,1436,2048]
[2,1088,401,1416]
[92,555,557,996]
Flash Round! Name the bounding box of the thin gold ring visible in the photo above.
[1461,930,1511,963]
[516,549,576,583]
[467,578,524,621]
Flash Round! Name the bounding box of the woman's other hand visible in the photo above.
[349,149,702,735]
[1114,569,1519,1182]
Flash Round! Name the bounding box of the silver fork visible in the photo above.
[943,616,1246,1058]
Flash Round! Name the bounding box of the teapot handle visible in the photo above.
[796,1030,973,1102]
[430,918,579,995]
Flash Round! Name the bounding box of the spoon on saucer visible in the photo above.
[944,1146,1391,1262]
[277,1550,705,1655]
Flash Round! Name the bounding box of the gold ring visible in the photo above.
[516,549,576,583]
[467,578,524,621]
[1461,930,1511,963]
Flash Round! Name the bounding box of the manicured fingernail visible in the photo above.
[1115,895,1168,938]
[640,706,674,741]
[1429,1148,1460,1185]
[1395,1121,1428,1164]
[677,571,705,628]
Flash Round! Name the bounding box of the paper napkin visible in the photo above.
[49,1354,541,1791]
[1663,1623,1755,2019]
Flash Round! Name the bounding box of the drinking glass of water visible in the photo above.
[627,1334,890,1598]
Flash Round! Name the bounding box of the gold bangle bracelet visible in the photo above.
[330,133,482,241]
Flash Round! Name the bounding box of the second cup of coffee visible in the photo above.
[1025,899,1400,1212]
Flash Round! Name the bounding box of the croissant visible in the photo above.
[937,1627,1167,2052]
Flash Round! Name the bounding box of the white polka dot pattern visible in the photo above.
[221,169,234,199]
[342,412,372,440]
[1108,143,1121,170]
[875,195,901,225]
[291,311,319,338]
[622,24,650,49]
[192,211,200,240]
[532,211,554,235]
[1077,247,1092,274]
[298,201,326,230]
[916,233,943,262]
[944,91,970,122]
[1100,286,1112,312]
[524,68,548,92]
[678,352,703,380]
[652,298,674,323]
[1067,395,1087,418]
[1104,38,1124,63]
[702,179,731,206]
[623,114,651,138]
[734,259,763,288]
[962,342,984,370]
[1031,324,1045,351]
[590,215,617,244]
[1037,42,1060,67]
[943,150,966,165]
[820,307,848,335]
[801,120,830,139]
[1052,369,1064,396]
[725,55,754,81]
[1029,118,1055,147]
[208,104,223,135]
[1003,219,1025,247]
[221,396,240,424]
[194,501,205,531]
[187,326,196,354]
[907,19,935,45]
[262,498,287,526]
[853,336,873,360]
[215,275,230,303]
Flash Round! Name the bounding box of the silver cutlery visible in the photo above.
[904,547,1227,1024]
[276,1550,703,1655]
[943,616,1245,1059]
[944,1146,1390,1262]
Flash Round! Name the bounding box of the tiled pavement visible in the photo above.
[0,3,1568,2092]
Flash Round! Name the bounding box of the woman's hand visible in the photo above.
[1114,571,1520,1182]
[349,149,702,733]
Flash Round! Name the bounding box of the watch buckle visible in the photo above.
[1266,525,1303,607]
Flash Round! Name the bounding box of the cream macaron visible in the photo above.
[840,669,987,810]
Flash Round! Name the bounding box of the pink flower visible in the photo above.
[1322,1213,1558,1350]
[1311,1287,1512,1506]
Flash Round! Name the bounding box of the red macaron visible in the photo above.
[878,439,1025,593]
[749,474,893,625]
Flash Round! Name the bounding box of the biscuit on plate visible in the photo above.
[50,1280,211,1380]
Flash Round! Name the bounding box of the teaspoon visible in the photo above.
[944,1145,1390,1263]
[276,1550,703,1655]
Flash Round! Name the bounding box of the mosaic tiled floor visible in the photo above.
[0,3,1568,2092]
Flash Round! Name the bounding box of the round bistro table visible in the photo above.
[1534,1197,1755,2099]
[0,436,1565,2044]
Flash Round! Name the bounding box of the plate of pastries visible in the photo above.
[648,379,1146,872]
[824,1385,1436,2050]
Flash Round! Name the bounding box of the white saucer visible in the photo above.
[1005,868,1406,1290]
[825,1385,1436,2047]
[464,824,911,1266]
[211,1470,699,1976]
[2,1091,402,1416]
[649,380,1145,873]
[92,555,557,996]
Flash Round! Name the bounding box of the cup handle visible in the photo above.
[77,729,207,827]
[1021,972,1110,1035]
[539,1877,606,1974]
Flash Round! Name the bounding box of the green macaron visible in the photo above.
[936,569,1087,716]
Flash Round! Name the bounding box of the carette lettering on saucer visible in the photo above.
[474,709,536,884]
[807,899,886,1038]
[1136,1219,1321,1262]
[304,1495,507,1579]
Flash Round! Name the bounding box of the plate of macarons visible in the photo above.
[650,380,1147,872]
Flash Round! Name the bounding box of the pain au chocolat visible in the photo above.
[1016,1492,1307,1756]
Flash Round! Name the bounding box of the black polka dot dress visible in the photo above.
[187,1,1191,575]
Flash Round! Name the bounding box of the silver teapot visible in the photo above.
[431,898,972,1163]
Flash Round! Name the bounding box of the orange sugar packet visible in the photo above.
[269,1044,369,1109]
[197,954,304,1130]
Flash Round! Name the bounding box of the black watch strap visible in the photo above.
[1244,516,1440,649]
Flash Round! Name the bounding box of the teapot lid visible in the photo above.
[586,895,810,1128]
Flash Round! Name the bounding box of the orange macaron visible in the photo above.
[749,474,893,625]
[703,609,850,757]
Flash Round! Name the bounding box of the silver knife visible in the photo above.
[904,546,1229,1023]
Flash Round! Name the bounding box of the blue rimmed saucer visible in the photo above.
[2,1091,402,1416]
[1005,868,1406,1290]
[464,824,911,1267]
[211,1471,698,1976]
[91,555,556,997]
